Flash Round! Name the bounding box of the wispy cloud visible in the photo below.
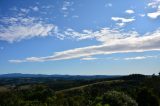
[64,28,95,40]
[31,6,39,11]
[125,9,135,14]
[147,10,160,19]
[148,0,160,8]
[139,14,145,17]
[20,8,30,14]
[9,28,160,63]
[111,17,135,27]
[0,17,56,43]
[124,55,158,60]
[105,3,112,7]
[147,0,160,19]
[111,17,135,23]
[80,56,98,61]
[63,28,138,43]
[61,1,73,17]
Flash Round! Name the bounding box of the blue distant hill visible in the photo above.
[0,73,121,79]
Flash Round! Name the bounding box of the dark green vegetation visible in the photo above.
[0,74,160,106]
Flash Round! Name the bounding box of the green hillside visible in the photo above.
[0,74,160,106]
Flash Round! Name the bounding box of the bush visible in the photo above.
[102,91,138,106]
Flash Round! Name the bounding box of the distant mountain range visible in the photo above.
[0,73,121,79]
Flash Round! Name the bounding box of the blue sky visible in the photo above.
[0,0,160,75]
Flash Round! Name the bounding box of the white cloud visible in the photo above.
[139,14,145,17]
[42,5,54,9]
[124,56,158,60]
[62,1,72,10]
[148,2,157,8]
[125,10,135,14]
[20,8,30,14]
[9,28,160,63]
[148,1,160,8]
[10,6,39,16]
[147,10,160,19]
[61,1,73,17]
[64,28,95,40]
[0,17,56,43]
[116,23,125,27]
[111,17,135,23]
[80,57,98,61]
[147,0,160,19]
[111,17,135,27]
[63,28,139,43]
[31,6,39,11]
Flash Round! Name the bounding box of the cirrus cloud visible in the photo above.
[80,56,98,61]
[9,28,160,63]
[0,17,57,43]
[111,17,135,27]
[124,55,158,60]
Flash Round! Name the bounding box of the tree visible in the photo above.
[152,73,156,78]
[93,91,138,106]
[136,88,159,106]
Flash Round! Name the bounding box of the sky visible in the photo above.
[0,0,160,75]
